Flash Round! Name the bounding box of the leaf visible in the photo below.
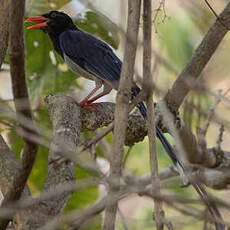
[7,130,24,159]
[158,14,194,70]
[64,166,101,229]
[25,0,72,17]
[28,146,49,192]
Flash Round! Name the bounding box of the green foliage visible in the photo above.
[28,146,49,192]
[25,0,72,17]
[64,166,101,230]
[158,15,194,70]
[65,166,98,211]
[7,130,24,159]
[7,129,48,191]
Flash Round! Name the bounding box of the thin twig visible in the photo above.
[143,0,164,229]
[123,147,133,168]
[153,0,168,33]
[216,124,224,151]
[201,90,224,137]
[205,0,229,30]
[118,207,129,230]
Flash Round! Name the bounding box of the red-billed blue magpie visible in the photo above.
[25,11,224,229]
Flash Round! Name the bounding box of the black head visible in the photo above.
[26,11,77,35]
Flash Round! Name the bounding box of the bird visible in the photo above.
[25,11,224,229]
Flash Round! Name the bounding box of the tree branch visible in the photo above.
[143,0,165,229]
[18,95,79,229]
[0,135,22,196]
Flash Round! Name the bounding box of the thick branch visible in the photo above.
[0,135,22,196]
[19,95,79,229]
[80,102,147,146]
[164,2,230,111]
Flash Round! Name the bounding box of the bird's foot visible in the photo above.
[79,101,101,112]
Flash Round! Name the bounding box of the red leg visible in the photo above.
[80,82,103,107]
[87,88,112,104]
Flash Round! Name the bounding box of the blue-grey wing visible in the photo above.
[59,30,121,85]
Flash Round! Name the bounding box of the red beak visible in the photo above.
[25,16,48,30]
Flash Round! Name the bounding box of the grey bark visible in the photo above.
[19,95,79,229]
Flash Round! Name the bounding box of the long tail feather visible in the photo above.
[135,98,224,230]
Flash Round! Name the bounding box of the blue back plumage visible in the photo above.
[59,30,121,85]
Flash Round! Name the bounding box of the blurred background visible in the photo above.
[1,0,230,229]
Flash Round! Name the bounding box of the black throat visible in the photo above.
[46,24,78,58]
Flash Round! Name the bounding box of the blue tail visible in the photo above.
[137,101,179,166]
[135,99,224,230]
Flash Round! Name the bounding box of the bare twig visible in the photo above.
[153,0,168,32]
[216,124,224,151]
[143,0,165,229]
[117,207,128,230]
[205,0,229,30]
[201,90,225,137]
[123,147,133,167]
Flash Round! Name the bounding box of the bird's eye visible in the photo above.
[51,12,56,18]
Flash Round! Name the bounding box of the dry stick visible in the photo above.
[202,89,230,137]
[197,89,229,157]
[204,0,229,31]
[0,0,38,229]
[164,2,230,112]
[102,1,141,229]
[143,0,164,229]
[117,208,128,230]
[216,124,224,151]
